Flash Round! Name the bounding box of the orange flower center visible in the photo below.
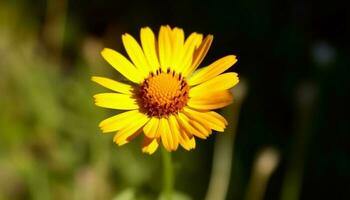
[138,68,189,117]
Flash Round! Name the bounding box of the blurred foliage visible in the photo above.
[0,0,349,200]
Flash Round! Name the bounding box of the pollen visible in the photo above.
[138,68,189,117]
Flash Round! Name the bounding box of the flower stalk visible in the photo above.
[161,148,174,200]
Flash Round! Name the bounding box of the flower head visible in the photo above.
[92,25,239,154]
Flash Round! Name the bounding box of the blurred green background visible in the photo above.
[0,0,349,200]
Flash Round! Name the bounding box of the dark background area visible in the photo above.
[0,0,349,199]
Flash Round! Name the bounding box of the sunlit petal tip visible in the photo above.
[100,128,110,133]
[215,126,225,132]
[116,140,128,146]
[215,128,225,132]
[100,47,108,54]
[142,148,156,155]
[206,34,214,43]
[226,55,238,65]
[204,34,214,44]
[142,137,159,154]
[100,48,114,58]
[122,33,130,39]
[113,134,127,146]
[189,137,196,150]
[212,111,229,125]
[173,26,183,31]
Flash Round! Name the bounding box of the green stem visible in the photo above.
[161,147,174,200]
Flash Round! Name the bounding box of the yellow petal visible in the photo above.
[179,132,195,150]
[113,115,149,145]
[170,27,185,71]
[93,93,138,110]
[187,90,233,110]
[208,111,228,125]
[143,117,160,138]
[183,107,227,132]
[140,27,160,72]
[158,26,172,71]
[99,110,145,133]
[168,115,194,150]
[159,118,175,151]
[180,132,196,150]
[176,112,210,139]
[189,55,237,86]
[122,33,151,76]
[189,72,239,97]
[101,48,144,83]
[183,35,213,77]
[91,76,133,94]
[176,33,203,73]
[166,115,179,150]
[142,137,159,154]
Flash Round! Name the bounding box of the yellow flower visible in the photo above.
[92,25,239,154]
